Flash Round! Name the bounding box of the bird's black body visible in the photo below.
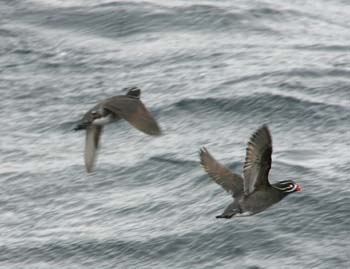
[200,125,301,218]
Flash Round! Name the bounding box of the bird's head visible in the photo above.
[273,180,302,193]
[74,110,101,131]
[125,87,141,99]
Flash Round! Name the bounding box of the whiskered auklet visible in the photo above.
[75,87,161,173]
[200,125,301,218]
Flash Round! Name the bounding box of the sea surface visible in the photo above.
[0,0,349,268]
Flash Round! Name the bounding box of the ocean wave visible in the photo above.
[11,2,291,37]
[0,227,273,266]
[168,92,348,122]
[293,44,350,52]
[149,155,197,166]
[1,1,349,268]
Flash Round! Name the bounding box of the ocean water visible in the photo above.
[0,0,349,268]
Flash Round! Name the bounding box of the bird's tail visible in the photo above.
[216,212,236,219]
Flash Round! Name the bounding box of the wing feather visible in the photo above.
[84,125,102,173]
[243,125,272,195]
[103,96,161,136]
[200,147,243,197]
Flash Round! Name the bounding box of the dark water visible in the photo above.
[1,0,349,268]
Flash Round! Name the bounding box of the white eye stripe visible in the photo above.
[274,182,297,192]
[286,184,297,192]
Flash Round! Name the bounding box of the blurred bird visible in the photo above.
[75,87,161,173]
[200,125,301,218]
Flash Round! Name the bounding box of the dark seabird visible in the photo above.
[75,87,161,173]
[200,125,301,218]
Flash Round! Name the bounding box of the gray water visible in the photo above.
[0,0,349,268]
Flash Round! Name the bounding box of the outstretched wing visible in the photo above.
[103,96,161,136]
[200,147,244,197]
[243,125,272,195]
[85,125,102,173]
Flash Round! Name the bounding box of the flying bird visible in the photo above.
[200,125,301,218]
[75,87,161,173]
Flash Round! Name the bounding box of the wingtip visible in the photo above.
[155,126,162,135]
[249,124,272,143]
[259,124,270,133]
[199,147,206,166]
[149,127,162,136]
[199,146,208,155]
[199,147,211,168]
[85,160,95,173]
[85,166,94,173]
[253,124,269,133]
